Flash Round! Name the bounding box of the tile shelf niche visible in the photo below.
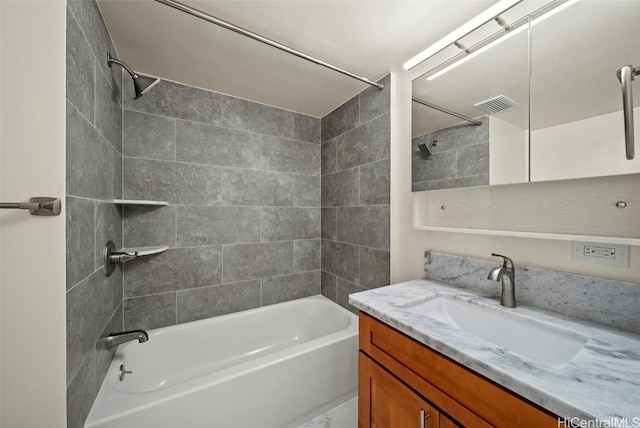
[112,199,169,206]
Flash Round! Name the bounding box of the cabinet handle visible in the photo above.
[420,408,431,428]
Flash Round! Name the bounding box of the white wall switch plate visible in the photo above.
[572,241,630,267]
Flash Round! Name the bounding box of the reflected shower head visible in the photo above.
[418,141,438,158]
[107,53,161,99]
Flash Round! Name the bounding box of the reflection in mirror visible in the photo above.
[411,10,530,191]
[530,0,640,181]
[411,0,640,192]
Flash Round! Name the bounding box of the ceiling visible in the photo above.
[97,0,500,117]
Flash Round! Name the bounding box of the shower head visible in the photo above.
[132,74,161,99]
[418,141,438,158]
[107,53,161,99]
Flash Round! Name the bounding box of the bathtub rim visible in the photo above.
[85,295,358,427]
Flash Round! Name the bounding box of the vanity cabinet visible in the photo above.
[358,313,558,428]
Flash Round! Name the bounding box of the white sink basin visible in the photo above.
[406,296,588,367]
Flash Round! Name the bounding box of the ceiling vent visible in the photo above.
[474,95,518,114]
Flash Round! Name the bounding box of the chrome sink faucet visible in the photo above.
[105,330,149,350]
[487,253,516,308]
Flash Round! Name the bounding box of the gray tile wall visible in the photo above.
[65,1,123,427]
[412,115,490,191]
[321,76,391,313]
[121,80,321,331]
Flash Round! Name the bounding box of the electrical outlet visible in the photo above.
[572,241,630,267]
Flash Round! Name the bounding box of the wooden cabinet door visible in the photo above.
[360,352,439,428]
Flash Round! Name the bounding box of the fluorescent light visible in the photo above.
[427,25,527,80]
[426,0,580,80]
[403,0,523,71]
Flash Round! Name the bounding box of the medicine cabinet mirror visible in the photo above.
[411,0,640,192]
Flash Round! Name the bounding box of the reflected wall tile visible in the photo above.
[457,142,490,177]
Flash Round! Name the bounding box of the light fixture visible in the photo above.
[426,0,580,80]
[403,0,523,71]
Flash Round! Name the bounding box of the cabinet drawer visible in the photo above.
[359,313,558,428]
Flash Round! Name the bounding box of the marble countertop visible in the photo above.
[349,279,640,424]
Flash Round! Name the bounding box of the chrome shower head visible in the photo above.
[107,53,161,99]
[132,74,161,99]
[418,141,438,158]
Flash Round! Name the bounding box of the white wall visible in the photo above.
[489,116,528,185]
[0,1,67,427]
[390,66,640,285]
[531,107,640,182]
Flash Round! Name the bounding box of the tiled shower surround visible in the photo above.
[320,76,391,312]
[120,81,322,329]
[65,1,123,427]
[65,1,390,425]
[412,115,489,191]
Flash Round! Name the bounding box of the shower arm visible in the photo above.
[107,54,138,79]
[412,97,482,126]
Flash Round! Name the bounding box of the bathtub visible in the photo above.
[84,295,358,428]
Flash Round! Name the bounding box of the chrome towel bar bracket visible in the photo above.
[0,197,61,216]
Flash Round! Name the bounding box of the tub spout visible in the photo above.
[106,330,149,350]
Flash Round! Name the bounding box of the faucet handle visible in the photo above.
[491,253,514,269]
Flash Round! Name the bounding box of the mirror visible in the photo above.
[411,0,640,192]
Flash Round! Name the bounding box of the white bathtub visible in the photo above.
[85,295,358,428]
